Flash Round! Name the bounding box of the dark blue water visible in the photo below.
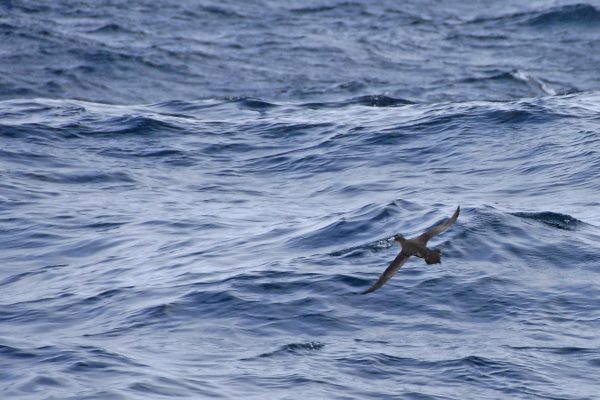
[2,1,600,399]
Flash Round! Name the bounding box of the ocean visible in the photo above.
[1,1,600,399]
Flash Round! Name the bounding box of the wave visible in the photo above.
[303,95,414,109]
[460,70,562,96]
[290,3,366,15]
[2,1,600,398]
[512,211,584,231]
[288,199,419,252]
[253,341,325,358]
[1,89,598,125]
[527,3,600,27]
[467,3,600,28]
[152,95,413,112]
[86,23,142,35]
[18,170,135,185]
[0,102,186,140]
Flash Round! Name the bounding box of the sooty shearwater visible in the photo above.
[363,206,460,294]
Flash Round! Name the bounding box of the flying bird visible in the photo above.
[363,206,460,294]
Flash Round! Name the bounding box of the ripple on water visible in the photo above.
[1,6,600,396]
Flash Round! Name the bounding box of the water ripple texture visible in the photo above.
[2,1,600,399]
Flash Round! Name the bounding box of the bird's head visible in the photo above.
[392,234,406,244]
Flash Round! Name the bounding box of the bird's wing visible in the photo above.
[416,206,460,245]
[362,252,410,294]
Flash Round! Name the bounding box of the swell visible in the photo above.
[17,170,135,185]
[458,70,562,96]
[0,102,186,140]
[511,211,584,231]
[303,95,414,109]
[467,3,600,27]
[527,3,600,27]
[287,199,419,252]
[0,2,599,399]
[251,341,325,359]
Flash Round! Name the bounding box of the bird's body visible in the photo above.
[396,237,441,264]
[363,206,460,294]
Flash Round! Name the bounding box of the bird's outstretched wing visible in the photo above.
[362,252,410,294]
[416,206,460,245]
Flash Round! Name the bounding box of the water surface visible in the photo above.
[1,1,600,399]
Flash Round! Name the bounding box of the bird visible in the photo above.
[363,206,460,294]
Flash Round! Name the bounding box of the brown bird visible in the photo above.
[363,206,460,294]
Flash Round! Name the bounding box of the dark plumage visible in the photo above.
[363,206,460,294]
